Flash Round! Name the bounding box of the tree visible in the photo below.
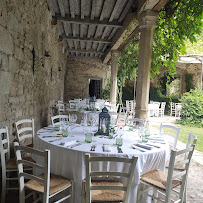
[117,0,203,92]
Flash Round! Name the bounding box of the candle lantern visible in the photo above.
[98,107,111,135]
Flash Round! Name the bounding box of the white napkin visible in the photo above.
[103,144,112,152]
[61,140,78,147]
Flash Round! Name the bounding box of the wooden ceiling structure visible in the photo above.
[46,0,169,64]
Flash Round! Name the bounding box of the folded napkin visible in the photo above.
[60,140,78,147]
[103,144,112,152]
[136,144,152,150]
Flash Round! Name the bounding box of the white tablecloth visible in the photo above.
[35,125,169,203]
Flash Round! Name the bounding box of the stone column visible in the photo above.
[110,50,119,104]
[135,10,158,120]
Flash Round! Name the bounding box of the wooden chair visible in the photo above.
[175,103,182,117]
[51,115,69,126]
[170,102,176,116]
[116,106,127,126]
[0,127,33,203]
[137,134,197,203]
[127,118,146,128]
[14,142,73,203]
[160,123,180,150]
[85,153,138,203]
[15,119,35,148]
[159,102,166,117]
[56,103,65,115]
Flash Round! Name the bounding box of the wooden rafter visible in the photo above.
[65,48,104,55]
[52,14,123,28]
[60,34,112,44]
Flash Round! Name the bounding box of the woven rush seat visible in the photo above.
[6,156,35,169]
[141,170,181,190]
[91,181,124,202]
[25,173,71,196]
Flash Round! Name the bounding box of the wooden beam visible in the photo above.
[52,14,123,28]
[69,0,75,18]
[91,0,96,20]
[67,55,102,61]
[58,0,65,17]
[152,0,170,11]
[60,34,112,44]
[47,0,55,16]
[66,48,104,55]
[109,0,122,22]
[81,0,85,19]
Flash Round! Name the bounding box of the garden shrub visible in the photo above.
[177,87,203,127]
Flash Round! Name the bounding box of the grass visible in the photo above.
[152,124,203,152]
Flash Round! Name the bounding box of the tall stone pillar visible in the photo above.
[110,50,119,104]
[135,10,158,120]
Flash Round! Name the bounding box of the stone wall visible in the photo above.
[0,0,67,143]
[64,58,110,101]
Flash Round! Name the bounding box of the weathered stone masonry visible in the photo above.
[0,0,67,143]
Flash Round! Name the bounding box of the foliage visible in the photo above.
[102,78,110,100]
[117,0,203,98]
[177,87,203,127]
[185,74,194,92]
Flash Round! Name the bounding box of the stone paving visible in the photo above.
[149,115,203,202]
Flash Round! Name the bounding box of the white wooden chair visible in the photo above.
[159,102,166,117]
[0,127,33,203]
[127,118,146,128]
[15,119,35,148]
[170,102,176,116]
[175,103,182,117]
[56,103,65,115]
[160,123,180,150]
[126,100,135,118]
[51,115,69,126]
[14,142,73,203]
[137,134,197,203]
[116,106,127,126]
[0,127,18,203]
[85,153,138,203]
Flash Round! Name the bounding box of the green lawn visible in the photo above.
[152,124,203,152]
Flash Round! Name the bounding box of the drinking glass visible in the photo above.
[85,133,92,143]
[116,137,123,147]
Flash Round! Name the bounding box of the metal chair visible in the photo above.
[14,142,73,203]
[85,153,138,203]
[15,119,35,148]
[137,134,197,203]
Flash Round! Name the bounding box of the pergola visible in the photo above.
[46,0,169,121]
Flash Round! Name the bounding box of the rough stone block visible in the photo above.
[0,26,14,54]
[16,109,23,118]
[0,71,11,94]
[9,97,19,104]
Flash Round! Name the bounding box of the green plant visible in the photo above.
[178,87,203,127]
[102,79,110,100]
[185,74,194,92]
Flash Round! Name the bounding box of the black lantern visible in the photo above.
[98,107,111,136]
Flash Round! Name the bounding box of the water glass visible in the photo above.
[54,125,60,131]
[116,137,123,147]
[85,133,93,143]
[62,128,68,137]
[142,134,148,143]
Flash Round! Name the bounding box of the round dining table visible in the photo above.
[35,124,170,203]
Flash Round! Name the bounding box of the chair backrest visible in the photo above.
[171,102,175,109]
[127,118,146,128]
[51,115,69,126]
[85,153,138,203]
[160,123,180,149]
[0,127,10,171]
[166,134,197,201]
[160,102,166,109]
[15,119,35,145]
[56,103,65,114]
[14,142,50,203]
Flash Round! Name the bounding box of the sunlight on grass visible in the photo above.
[152,124,203,152]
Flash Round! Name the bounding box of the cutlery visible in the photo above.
[117,147,123,153]
[49,138,62,142]
[146,143,160,148]
[42,136,61,138]
[131,146,146,152]
[70,143,81,148]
